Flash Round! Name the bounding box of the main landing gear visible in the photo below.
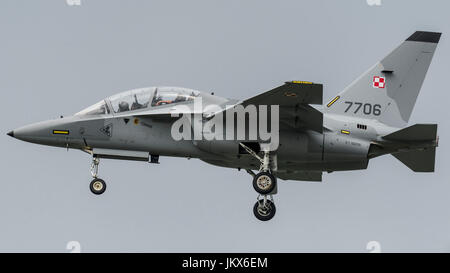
[240,143,277,221]
[253,195,276,221]
[253,171,276,194]
[89,156,106,195]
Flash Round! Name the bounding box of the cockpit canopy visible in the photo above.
[75,87,200,116]
[75,100,109,116]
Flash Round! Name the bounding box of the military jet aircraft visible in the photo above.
[7,31,441,221]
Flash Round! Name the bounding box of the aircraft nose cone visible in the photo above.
[7,130,14,137]
[9,117,80,148]
[11,121,53,144]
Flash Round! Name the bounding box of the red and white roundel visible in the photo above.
[373,76,386,89]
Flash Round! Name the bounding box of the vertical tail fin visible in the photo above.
[326,31,441,127]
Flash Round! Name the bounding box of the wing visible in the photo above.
[241,81,322,107]
[207,81,324,133]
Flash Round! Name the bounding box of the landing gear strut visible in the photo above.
[89,156,106,195]
[240,143,277,221]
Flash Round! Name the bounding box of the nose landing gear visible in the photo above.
[90,178,106,195]
[89,156,106,195]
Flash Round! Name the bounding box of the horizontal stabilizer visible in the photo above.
[383,124,437,142]
[392,147,436,172]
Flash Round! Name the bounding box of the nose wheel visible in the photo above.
[90,178,106,195]
[89,156,106,195]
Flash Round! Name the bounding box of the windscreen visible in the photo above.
[75,100,109,116]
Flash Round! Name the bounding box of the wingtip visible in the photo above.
[406,31,442,43]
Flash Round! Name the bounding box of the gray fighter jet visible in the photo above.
[7,31,441,221]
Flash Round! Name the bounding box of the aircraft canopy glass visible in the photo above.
[75,87,201,116]
[108,88,153,113]
[151,87,199,107]
[75,100,110,116]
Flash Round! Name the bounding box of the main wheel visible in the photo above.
[253,199,276,221]
[90,178,106,195]
[252,172,276,194]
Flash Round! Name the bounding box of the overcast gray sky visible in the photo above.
[0,0,449,252]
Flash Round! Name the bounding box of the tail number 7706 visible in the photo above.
[344,101,381,116]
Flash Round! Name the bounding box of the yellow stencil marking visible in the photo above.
[327,96,340,107]
[291,81,313,84]
[53,130,69,135]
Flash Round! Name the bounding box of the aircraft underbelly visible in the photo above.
[200,130,370,172]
